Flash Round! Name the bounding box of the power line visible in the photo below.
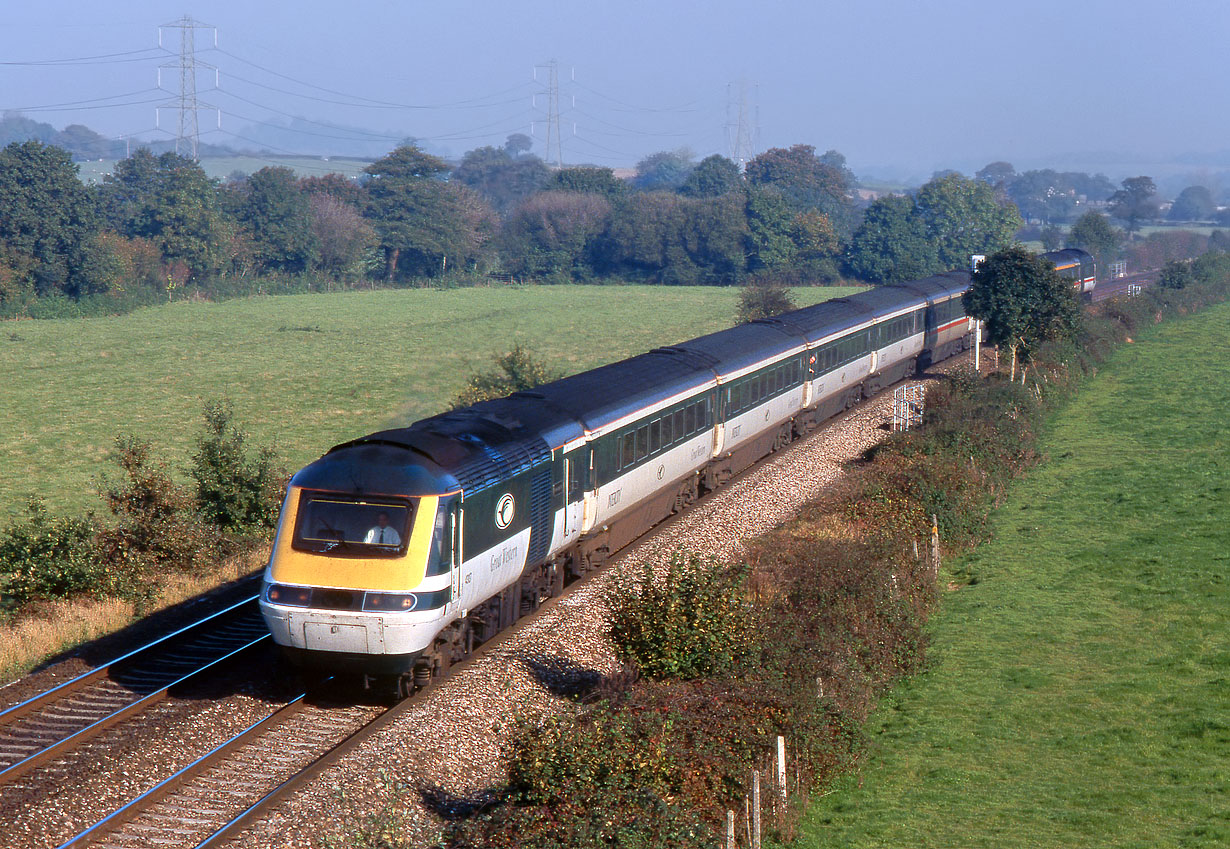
[2,88,162,112]
[215,47,534,110]
[0,47,165,66]
[534,60,563,167]
[725,80,760,169]
[157,16,218,159]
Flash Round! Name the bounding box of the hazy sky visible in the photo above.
[3,1,1227,180]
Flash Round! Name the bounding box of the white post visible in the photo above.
[776,736,787,802]
[974,319,981,373]
[726,810,735,849]
[752,770,762,849]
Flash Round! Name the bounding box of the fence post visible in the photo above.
[745,796,751,848]
[752,770,762,849]
[726,810,735,849]
[776,736,787,803]
[930,514,941,579]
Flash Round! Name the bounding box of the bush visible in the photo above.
[190,400,285,532]
[1159,259,1194,290]
[607,553,752,680]
[737,278,796,323]
[0,500,110,608]
[451,344,557,408]
[97,435,219,575]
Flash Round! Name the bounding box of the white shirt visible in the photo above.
[363,525,401,545]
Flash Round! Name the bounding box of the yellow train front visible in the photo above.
[260,411,562,694]
[259,437,461,685]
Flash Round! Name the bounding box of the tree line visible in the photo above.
[1,134,1224,315]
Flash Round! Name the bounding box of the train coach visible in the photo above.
[1040,248,1097,299]
[260,270,980,695]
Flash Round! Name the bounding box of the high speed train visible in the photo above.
[260,253,1089,695]
[1040,248,1097,299]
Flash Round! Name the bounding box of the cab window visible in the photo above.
[292,494,411,556]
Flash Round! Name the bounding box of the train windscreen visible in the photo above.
[291,493,413,555]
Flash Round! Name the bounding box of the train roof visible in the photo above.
[669,320,805,379]
[893,270,971,300]
[292,439,456,499]
[1040,248,1094,267]
[515,347,717,436]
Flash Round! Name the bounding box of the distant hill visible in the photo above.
[0,113,236,160]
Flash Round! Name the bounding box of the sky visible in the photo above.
[2,0,1228,182]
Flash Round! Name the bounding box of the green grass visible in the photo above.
[0,285,859,522]
[796,303,1230,848]
[75,155,372,184]
[1137,224,1223,237]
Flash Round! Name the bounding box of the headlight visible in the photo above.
[363,592,419,612]
[265,582,312,607]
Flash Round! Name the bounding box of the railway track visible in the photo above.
[52,600,542,848]
[25,355,981,849]
[0,596,266,788]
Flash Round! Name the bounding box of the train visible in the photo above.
[1040,248,1097,299]
[259,249,1095,695]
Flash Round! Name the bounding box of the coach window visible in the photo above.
[673,408,686,441]
[636,425,649,461]
[661,414,673,446]
[684,403,696,435]
[700,398,711,428]
[649,419,661,454]
[620,431,635,470]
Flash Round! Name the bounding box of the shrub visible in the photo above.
[0,500,110,608]
[190,400,285,532]
[97,435,219,575]
[607,553,752,680]
[737,277,796,323]
[1159,259,1194,290]
[451,344,557,408]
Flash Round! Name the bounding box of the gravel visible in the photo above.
[233,354,977,849]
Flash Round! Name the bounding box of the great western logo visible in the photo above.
[495,493,515,529]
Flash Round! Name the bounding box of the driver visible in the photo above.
[363,511,401,546]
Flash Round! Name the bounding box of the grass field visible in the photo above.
[796,303,1230,847]
[75,155,372,184]
[0,285,859,522]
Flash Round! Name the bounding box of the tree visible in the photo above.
[632,149,695,191]
[745,144,854,235]
[0,140,101,298]
[1168,185,1216,222]
[235,167,317,273]
[678,154,742,198]
[1108,176,1158,235]
[744,189,797,271]
[364,145,468,280]
[550,166,628,200]
[1040,225,1064,251]
[504,133,534,158]
[501,191,612,279]
[1066,211,1122,270]
[975,161,1016,186]
[98,150,231,278]
[452,145,550,216]
[737,278,795,323]
[844,194,939,283]
[1158,259,1194,290]
[190,400,284,532]
[299,173,363,205]
[309,193,375,279]
[963,245,1082,379]
[452,344,557,408]
[789,209,840,277]
[599,192,747,284]
[913,173,1022,270]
